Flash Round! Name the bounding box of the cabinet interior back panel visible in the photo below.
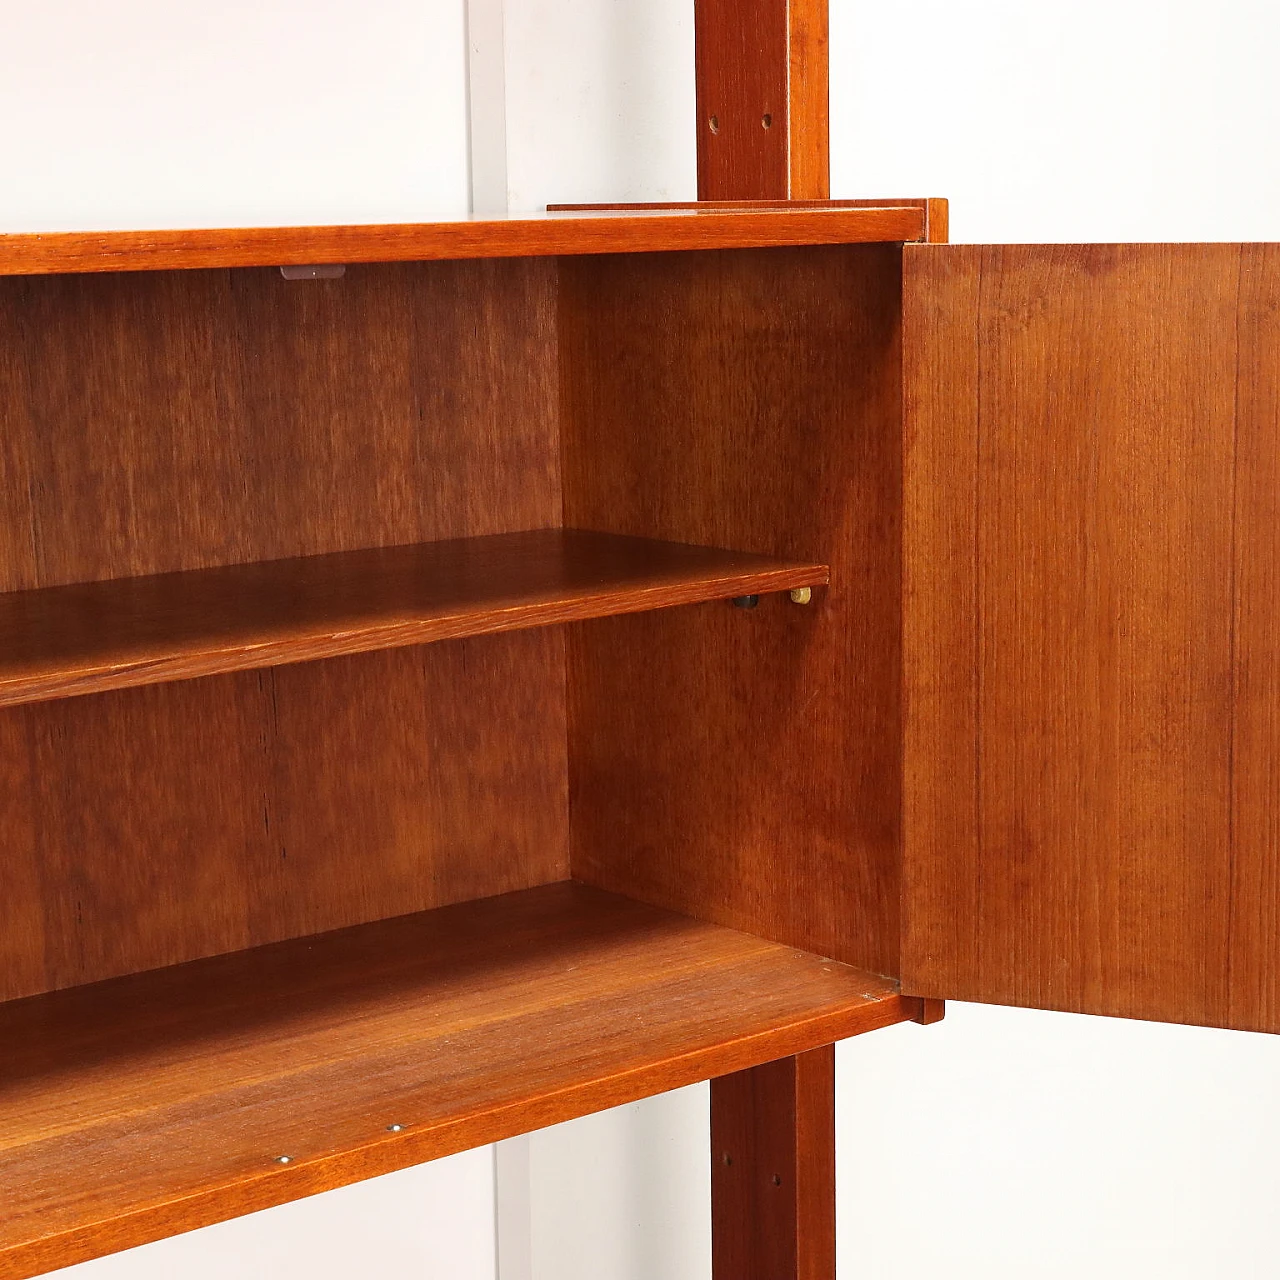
[0,260,568,1000]
[903,243,1280,1033]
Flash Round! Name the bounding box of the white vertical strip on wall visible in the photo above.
[465,0,510,214]
[495,1136,534,1280]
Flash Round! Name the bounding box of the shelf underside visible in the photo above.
[0,203,927,276]
[0,529,827,707]
[0,883,916,1277]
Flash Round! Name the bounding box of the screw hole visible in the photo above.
[772,1173,782,1186]
[708,114,720,133]
[762,113,773,129]
[723,1153,733,1166]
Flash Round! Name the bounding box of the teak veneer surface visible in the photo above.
[0,883,915,1278]
[548,199,947,242]
[711,1047,836,1280]
[0,530,827,707]
[904,242,1280,1033]
[0,257,571,1002]
[694,0,830,199]
[563,243,903,975]
[0,206,924,275]
[548,200,896,211]
[0,635,570,1004]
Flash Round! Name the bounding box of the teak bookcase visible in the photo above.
[3,5,1278,1279]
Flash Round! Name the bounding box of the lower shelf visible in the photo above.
[0,883,915,1278]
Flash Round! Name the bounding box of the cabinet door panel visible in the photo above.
[903,243,1280,1032]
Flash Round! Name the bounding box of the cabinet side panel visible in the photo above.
[902,243,1280,1032]
[563,244,903,974]
[0,261,568,999]
[1231,244,1280,1031]
[900,247,981,995]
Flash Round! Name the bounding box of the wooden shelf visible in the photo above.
[0,529,827,708]
[0,882,916,1277]
[0,203,926,276]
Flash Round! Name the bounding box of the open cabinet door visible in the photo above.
[902,243,1280,1033]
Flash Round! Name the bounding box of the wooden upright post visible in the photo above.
[694,0,830,199]
[711,1046,837,1280]
[697,3,835,1275]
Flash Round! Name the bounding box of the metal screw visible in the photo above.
[386,1124,403,1133]
[789,586,812,605]
[275,1156,292,1165]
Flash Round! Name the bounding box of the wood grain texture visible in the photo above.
[910,998,946,1026]
[903,243,1280,1032]
[786,0,830,199]
[711,1046,836,1280]
[0,883,914,1279]
[0,258,569,1000]
[548,200,920,212]
[563,244,904,975]
[925,197,949,244]
[0,531,827,708]
[0,260,559,590]
[695,0,830,199]
[0,634,567,1003]
[0,207,924,276]
[1230,244,1280,1030]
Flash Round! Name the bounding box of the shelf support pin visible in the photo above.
[789,586,812,605]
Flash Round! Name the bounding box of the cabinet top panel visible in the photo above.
[0,202,927,276]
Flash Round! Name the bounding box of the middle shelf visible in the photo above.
[0,528,828,708]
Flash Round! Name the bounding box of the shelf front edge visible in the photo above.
[0,206,926,276]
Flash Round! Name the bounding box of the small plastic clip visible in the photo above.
[280,264,346,280]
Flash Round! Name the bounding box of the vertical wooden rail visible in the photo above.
[696,3,833,1274]
[711,1046,836,1280]
[694,0,830,199]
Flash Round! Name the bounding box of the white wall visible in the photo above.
[837,1006,1280,1278]
[502,0,695,208]
[13,1,1280,1278]
[519,1084,711,1280]
[832,0,1280,243]
[0,0,471,230]
[48,1153,497,1280]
